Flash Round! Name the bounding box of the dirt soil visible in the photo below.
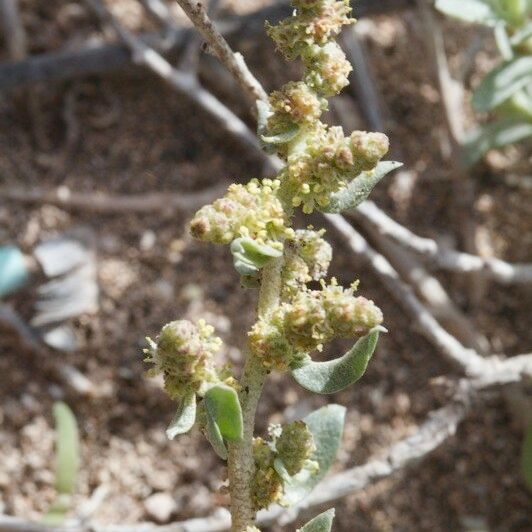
[0,1,531,530]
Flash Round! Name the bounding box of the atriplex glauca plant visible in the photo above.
[436,0,532,166]
[144,1,400,530]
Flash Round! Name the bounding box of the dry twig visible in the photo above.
[357,201,532,284]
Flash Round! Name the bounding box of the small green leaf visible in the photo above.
[461,118,532,166]
[42,494,72,526]
[256,100,271,135]
[53,402,79,495]
[472,57,532,112]
[322,162,402,213]
[204,384,243,442]
[291,326,385,394]
[42,403,79,525]
[522,424,532,492]
[435,0,501,26]
[231,237,283,276]
[282,405,346,505]
[166,391,197,440]
[297,508,336,532]
[261,125,301,145]
[205,407,228,460]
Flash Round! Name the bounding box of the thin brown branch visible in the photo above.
[357,201,532,284]
[0,0,27,60]
[175,0,268,104]
[83,0,273,170]
[323,214,489,376]
[0,183,229,214]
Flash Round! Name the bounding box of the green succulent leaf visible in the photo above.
[42,402,79,525]
[522,424,532,492]
[297,508,336,532]
[461,117,532,166]
[204,384,243,442]
[205,406,228,460]
[472,57,532,112]
[323,162,402,213]
[53,402,79,495]
[282,405,346,505]
[435,0,501,26]
[231,237,283,276]
[166,391,197,440]
[291,326,385,394]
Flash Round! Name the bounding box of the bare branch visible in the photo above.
[0,183,229,214]
[175,0,268,104]
[83,0,273,170]
[357,201,532,284]
[323,213,489,376]
[0,0,27,60]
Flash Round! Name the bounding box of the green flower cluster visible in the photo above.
[281,124,389,212]
[144,320,222,399]
[249,278,383,370]
[276,420,316,476]
[282,228,332,297]
[251,421,316,510]
[189,179,293,248]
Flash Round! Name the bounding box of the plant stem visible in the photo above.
[227,256,283,531]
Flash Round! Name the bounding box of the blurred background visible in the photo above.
[0,0,531,530]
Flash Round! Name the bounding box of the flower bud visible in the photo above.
[304,42,352,96]
[144,320,221,399]
[251,438,283,510]
[276,421,316,476]
[266,0,353,60]
[268,81,325,132]
[189,179,290,247]
[281,125,390,212]
[282,229,332,297]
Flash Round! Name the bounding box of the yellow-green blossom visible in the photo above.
[251,438,283,510]
[144,320,221,399]
[276,420,316,476]
[189,179,292,248]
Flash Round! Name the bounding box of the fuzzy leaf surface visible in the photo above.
[204,384,243,442]
[323,162,402,213]
[291,326,384,394]
[166,391,197,440]
[297,509,336,532]
[282,405,345,505]
[205,406,228,460]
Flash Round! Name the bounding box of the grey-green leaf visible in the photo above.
[461,118,532,166]
[231,237,283,276]
[166,391,197,440]
[204,384,243,442]
[323,162,402,213]
[261,125,301,145]
[205,407,228,460]
[297,509,336,532]
[472,57,532,112]
[291,326,385,394]
[510,22,532,46]
[282,405,346,505]
[53,402,79,495]
[435,0,501,26]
